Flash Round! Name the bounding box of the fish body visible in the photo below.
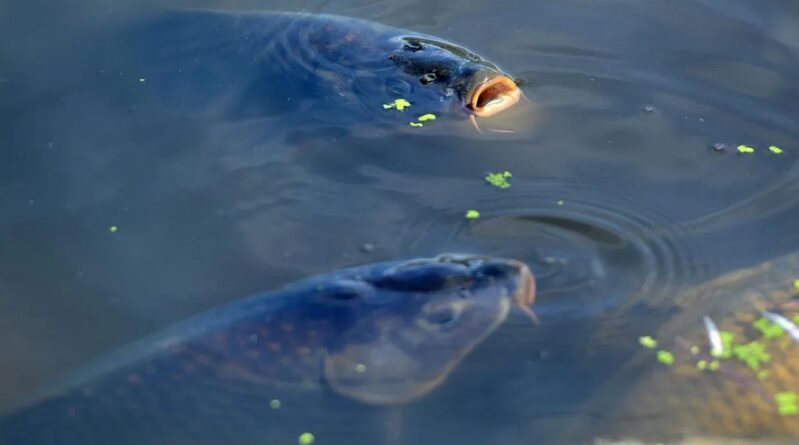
[0,255,534,445]
[94,10,520,125]
[590,252,799,443]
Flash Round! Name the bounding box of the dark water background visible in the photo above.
[1,0,798,443]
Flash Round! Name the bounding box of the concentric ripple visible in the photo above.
[396,180,710,320]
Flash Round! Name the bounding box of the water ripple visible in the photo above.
[397,180,710,320]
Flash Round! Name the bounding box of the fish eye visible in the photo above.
[418,303,463,331]
[428,307,457,325]
[420,73,437,84]
[403,40,424,52]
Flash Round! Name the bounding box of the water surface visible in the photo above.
[1,0,798,443]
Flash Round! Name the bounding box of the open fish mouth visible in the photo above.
[467,75,521,117]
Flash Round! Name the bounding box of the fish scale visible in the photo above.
[590,252,799,442]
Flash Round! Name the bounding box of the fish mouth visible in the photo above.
[467,75,521,117]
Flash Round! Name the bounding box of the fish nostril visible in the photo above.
[435,254,487,268]
[420,73,437,84]
[403,40,424,52]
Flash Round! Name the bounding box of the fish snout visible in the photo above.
[473,258,536,308]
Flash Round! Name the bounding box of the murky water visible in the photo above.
[1,0,798,443]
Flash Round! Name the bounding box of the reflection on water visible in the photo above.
[1,0,799,443]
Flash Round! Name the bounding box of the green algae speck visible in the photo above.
[465,210,480,219]
[383,98,410,111]
[737,145,755,154]
[708,360,720,371]
[732,340,770,370]
[753,317,786,339]
[696,360,707,370]
[639,336,658,349]
[298,432,315,445]
[270,399,282,409]
[408,113,436,126]
[485,171,512,189]
[768,145,783,154]
[109,225,118,233]
[712,331,735,359]
[417,113,437,122]
[657,350,674,366]
[690,345,700,355]
[774,392,799,416]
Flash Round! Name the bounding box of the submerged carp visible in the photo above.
[0,254,534,445]
[590,251,799,443]
[107,10,521,124]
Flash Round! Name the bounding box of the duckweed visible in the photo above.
[639,336,658,349]
[485,171,512,189]
[417,113,436,122]
[298,432,316,445]
[715,331,735,359]
[383,98,410,110]
[737,145,755,154]
[657,350,674,366]
[465,210,480,219]
[409,122,424,127]
[485,170,513,189]
[768,145,783,154]
[774,392,798,416]
[732,340,770,370]
[753,317,786,339]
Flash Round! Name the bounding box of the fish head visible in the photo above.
[317,254,534,405]
[388,37,522,117]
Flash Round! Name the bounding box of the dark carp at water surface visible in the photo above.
[96,9,522,127]
[0,255,535,445]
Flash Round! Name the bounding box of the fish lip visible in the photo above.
[467,75,521,117]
